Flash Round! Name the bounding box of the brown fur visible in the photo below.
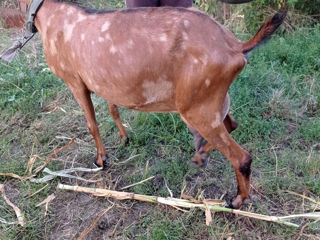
[27,0,286,208]
[0,8,25,29]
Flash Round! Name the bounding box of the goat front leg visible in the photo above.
[108,103,129,145]
[69,84,108,168]
[181,110,251,209]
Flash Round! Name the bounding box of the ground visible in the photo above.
[0,2,320,240]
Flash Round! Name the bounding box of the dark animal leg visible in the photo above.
[223,113,238,133]
[181,108,251,209]
[183,112,238,167]
[108,103,129,145]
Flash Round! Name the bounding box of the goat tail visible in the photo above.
[241,6,288,54]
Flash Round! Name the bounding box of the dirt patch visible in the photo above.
[1,183,20,205]
[47,188,153,239]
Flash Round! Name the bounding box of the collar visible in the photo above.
[26,0,44,33]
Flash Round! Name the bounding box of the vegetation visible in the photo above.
[0,0,319,239]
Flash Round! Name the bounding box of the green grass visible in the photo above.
[1,6,320,240]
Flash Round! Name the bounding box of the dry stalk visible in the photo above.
[27,184,49,198]
[113,154,142,166]
[36,193,56,216]
[284,190,320,207]
[120,176,154,190]
[32,136,76,174]
[0,184,25,226]
[57,184,320,227]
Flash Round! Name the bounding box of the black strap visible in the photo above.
[26,0,44,33]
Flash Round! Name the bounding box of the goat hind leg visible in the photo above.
[108,103,129,145]
[181,112,251,209]
[185,123,209,167]
[224,113,238,133]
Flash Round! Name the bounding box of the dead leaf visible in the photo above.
[203,200,212,226]
[181,193,202,204]
[26,155,40,176]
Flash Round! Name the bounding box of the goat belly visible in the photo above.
[93,81,178,113]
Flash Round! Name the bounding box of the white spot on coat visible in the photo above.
[200,54,208,65]
[101,21,110,32]
[50,65,56,74]
[182,32,189,41]
[128,39,134,47]
[219,132,230,146]
[77,13,87,22]
[49,39,57,55]
[105,33,111,40]
[67,8,75,15]
[142,77,173,104]
[211,113,222,129]
[81,33,85,41]
[60,62,66,71]
[47,15,54,27]
[159,33,167,42]
[98,37,104,43]
[110,45,117,54]
[205,79,211,87]
[64,21,76,42]
[184,19,190,28]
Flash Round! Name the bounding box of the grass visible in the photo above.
[1,3,320,239]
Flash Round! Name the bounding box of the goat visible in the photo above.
[24,0,286,208]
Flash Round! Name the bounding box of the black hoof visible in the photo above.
[190,157,208,168]
[228,200,236,209]
[191,152,209,168]
[120,136,130,145]
[94,155,109,169]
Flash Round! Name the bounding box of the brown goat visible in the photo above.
[25,0,286,208]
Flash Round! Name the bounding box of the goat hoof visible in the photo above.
[191,154,208,168]
[120,136,129,145]
[192,152,209,168]
[229,195,244,209]
[94,155,109,169]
